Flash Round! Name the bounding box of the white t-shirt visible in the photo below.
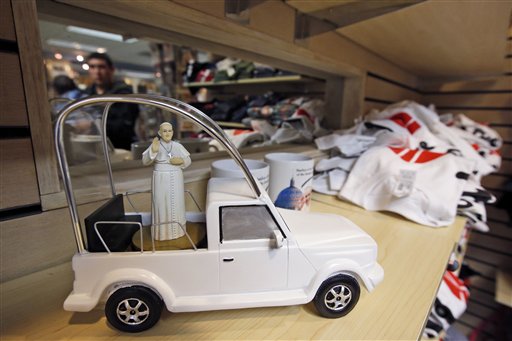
[366,102,496,178]
[339,146,475,227]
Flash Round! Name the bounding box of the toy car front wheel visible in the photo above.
[105,286,163,333]
[314,274,360,318]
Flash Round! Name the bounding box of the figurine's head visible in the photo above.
[158,122,174,143]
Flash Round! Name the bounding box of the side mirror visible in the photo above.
[271,229,285,249]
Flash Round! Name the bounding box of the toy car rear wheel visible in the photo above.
[105,286,163,333]
[314,274,360,318]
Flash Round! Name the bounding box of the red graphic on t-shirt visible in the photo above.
[294,108,314,123]
[390,112,421,134]
[389,147,446,163]
[443,271,469,302]
[233,129,252,135]
[400,149,417,162]
[472,143,501,156]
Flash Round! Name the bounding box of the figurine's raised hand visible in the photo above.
[151,137,160,153]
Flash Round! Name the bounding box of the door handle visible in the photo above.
[223,258,234,262]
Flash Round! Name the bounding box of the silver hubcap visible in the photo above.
[324,284,352,311]
[116,298,149,325]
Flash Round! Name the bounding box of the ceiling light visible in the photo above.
[82,63,89,71]
[96,47,107,53]
[66,25,138,43]
[76,55,84,62]
[54,52,63,60]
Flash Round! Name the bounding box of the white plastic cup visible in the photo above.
[211,159,270,191]
[264,152,314,211]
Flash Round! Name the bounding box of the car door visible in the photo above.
[218,205,288,293]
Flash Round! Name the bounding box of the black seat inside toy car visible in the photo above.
[85,194,142,252]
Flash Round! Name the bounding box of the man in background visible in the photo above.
[85,52,139,150]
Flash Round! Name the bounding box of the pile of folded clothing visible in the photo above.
[243,96,330,145]
[245,94,306,126]
[183,58,295,84]
[189,96,250,122]
[423,269,471,339]
[313,100,502,230]
[193,96,330,150]
[423,258,484,340]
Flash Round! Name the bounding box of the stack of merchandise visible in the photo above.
[183,58,294,84]
[424,269,471,339]
[313,100,501,231]
[244,95,329,143]
[189,96,250,122]
[312,100,503,338]
[188,93,326,127]
[423,258,483,340]
[183,56,328,147]
[200,97,329,150]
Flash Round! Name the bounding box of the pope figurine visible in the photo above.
[143,122,191,240]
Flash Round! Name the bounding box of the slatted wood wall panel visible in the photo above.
[0,139,40,209]
[363,72,422,114]
[423,81,511,202]
[423,71,512,337]
[0,0,16,41]
[0,52,28,126]
[12,0,60,197]
[0,0,41,213]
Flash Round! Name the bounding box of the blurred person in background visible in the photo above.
[84,52,139,150]
[53,75,84,100]
[51,75,85,121]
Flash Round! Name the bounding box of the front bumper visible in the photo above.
[365,263,385,292]
[63,292,97,312]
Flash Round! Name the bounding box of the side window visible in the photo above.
[220,205,279,241]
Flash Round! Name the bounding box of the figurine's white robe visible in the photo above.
[142,140,191,240]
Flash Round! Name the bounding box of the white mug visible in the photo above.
[211,159,270,191]
[264,153,314,211]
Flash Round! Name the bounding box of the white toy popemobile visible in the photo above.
[55,94,384,333]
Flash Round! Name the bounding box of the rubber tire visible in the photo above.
[313,274,360,318]
[105,286,163,333]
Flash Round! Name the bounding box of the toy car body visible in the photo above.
[55,95,383,332]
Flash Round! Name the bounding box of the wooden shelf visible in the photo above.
[496,269,512,308]
[215,121,249,129]
[183,75,314,88]
[1,191,466,340]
